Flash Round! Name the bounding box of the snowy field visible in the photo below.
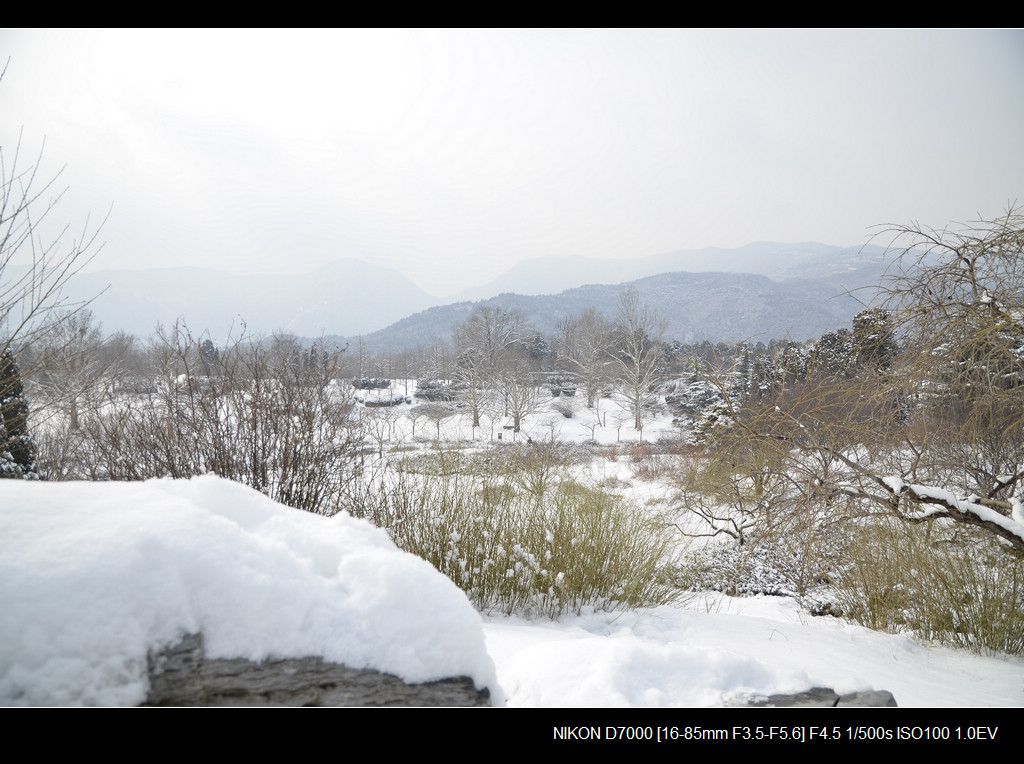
[2,384,1022,709]
[2,472,1022,709]
[354,380,682,447]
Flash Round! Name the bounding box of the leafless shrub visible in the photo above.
[48,324,363,515]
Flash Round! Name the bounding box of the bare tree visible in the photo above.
[558,307,614,409]
[496,361,538,435]
[414,402,458,442]
[406,403,427,441]
[610,287,668,430]
[365,403,401,457]
[29,309,128,431]
[454,306,524,370]
[452,345,488,431]
[690,207,1024,555]
[1,66,108,476]
[452,306,527,430]
[1,120,107,357]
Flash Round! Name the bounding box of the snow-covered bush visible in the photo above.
[682,544,817,598]
[551,398,577,419]
[413,379,455,402]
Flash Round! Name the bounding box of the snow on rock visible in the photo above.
[0,476,499,706]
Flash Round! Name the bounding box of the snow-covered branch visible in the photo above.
[873,477,1024,554]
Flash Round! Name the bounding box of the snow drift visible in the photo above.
[0,475,499,706]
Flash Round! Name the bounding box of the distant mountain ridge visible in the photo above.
[11,242,890,347]
[333,259,889,354]
[450,242,887,301]
[36,258,440,341]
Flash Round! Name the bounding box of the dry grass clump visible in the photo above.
[351,446,684,618]
[832,521,1024,655]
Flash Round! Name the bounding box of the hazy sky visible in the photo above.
[2,29,1022,297]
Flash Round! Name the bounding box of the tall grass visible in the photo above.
[349,445,683,618]
[833,521,1024,655]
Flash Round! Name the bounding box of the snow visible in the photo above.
[0,476,498,706]
[484,596,1024,707]
[876,476,1024,548]
[1012,497,1024,526]
[3,475,1022,708]
[882,475,906,493]
[905,483,1024,542]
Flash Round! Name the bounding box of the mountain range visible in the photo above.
[450,241,887,302]
[18,242,892,350]
[335,262,887,354]
[38,258,438,342]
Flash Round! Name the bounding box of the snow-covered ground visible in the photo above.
[2,474,1022,707]
[484,597,1024,708]
[357,379,682,446]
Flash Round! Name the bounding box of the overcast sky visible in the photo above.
[2,29,1022,298]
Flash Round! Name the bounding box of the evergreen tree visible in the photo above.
[0,350,39,479]
[812,328,857,379]
[852,308,898,371]
[200,339,220,375]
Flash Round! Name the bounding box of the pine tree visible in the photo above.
[199,339,220,376]
[852,308,898,372]
[0,350,39,479]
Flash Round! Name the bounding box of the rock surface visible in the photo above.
[144,633,490,707]
[736,687,897,707]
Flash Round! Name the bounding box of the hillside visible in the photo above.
[335,264,886,353]
[450,242,889,302]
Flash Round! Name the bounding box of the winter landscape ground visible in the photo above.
[3,388,1022,713]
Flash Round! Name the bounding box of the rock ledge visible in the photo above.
[144,633,490,707]
[731,687,897,707]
